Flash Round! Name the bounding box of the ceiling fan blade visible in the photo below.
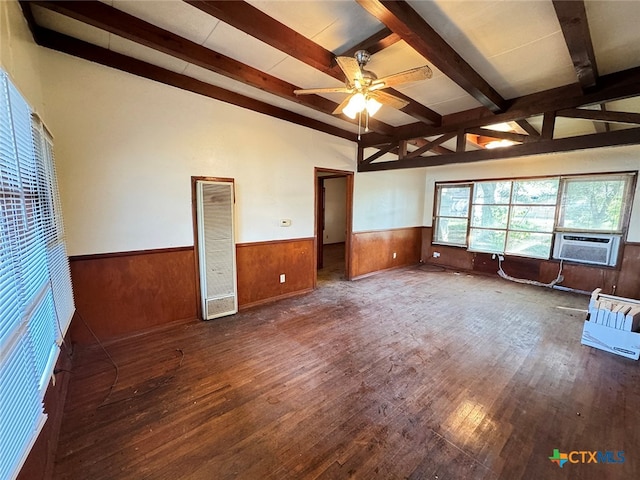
[293,87,352,95]
[369,90,409,110]
[335,56,363,86]
[332,94,354,115]
[370,65,433,90]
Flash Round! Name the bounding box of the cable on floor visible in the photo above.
[498,256,564,288]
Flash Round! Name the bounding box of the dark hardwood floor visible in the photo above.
[54,263,639,479]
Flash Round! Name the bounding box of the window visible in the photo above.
[469,178,561,259]
[434,184,471,246]
[558,174,631,233]
[469,181,511,253]
[0,71,74,480]
[434,173,634,262]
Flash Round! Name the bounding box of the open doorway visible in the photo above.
[315,168,353,283]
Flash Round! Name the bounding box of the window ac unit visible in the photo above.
[553,233,620,266]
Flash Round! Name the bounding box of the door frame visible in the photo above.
[314,168,354,284]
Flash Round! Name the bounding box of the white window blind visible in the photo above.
[0,70,75,480]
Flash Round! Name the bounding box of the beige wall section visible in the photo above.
[422,148,640,241]
[0,0,45,113]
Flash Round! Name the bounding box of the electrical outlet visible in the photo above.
[433,251,441,258]
[279,273,286,283]
[280,219,291,227]
[393,252,397,259]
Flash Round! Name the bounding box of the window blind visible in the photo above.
[0,70,75,480]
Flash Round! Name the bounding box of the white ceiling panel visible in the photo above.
[367,40,431,79]
[409,0,565,59]
[425,95,484,116]
[111,0,217,45]
[308,1,383,53]
[109,36,188,74]
[400,74,478,111]
[267,56,343,90]
[32,5,110,49]
[372,106,419,127]
[248,0,381,52]
[482,32,578,98]
[202,21,288,73]
[586,0,640,75]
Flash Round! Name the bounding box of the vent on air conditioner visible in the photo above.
[553,233,620,266]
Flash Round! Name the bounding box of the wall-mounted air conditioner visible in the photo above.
[553,233,621,266]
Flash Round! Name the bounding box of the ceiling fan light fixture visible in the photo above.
[343,92,366,119]
[366,96,382,116]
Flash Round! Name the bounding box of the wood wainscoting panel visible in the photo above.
[420,226,433,262]
[422,230,638,296]
[351,227,422,279]
[539,261,618,293]
[424,244,474,271]
[616,243,640,299]
[69,247,198,344]
[236,238,315,309]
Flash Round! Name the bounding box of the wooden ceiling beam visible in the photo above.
[515,119,540,137]
[552,0,598,90]
[557,108,640,125]
[381,65,640,145]
[356,0,506,112]
[27,25,358,141]
[406,132,456,158]
[593,104,611,134]
[335,28,400,58]
[186,1,440,125]
[32,0,395,136]
[361,143,398,164]
[359,127,640,171]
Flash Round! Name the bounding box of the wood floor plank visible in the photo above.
[53,252,640,479]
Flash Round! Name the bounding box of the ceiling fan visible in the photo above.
[294,50,433,126]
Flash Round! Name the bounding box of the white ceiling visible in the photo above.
[30,0,640,137]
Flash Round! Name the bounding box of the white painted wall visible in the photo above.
[354,168,427,232]
[323,177,346,244]
[422,147,640,241]
[36,44,426,255]
[37,50,354,255]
